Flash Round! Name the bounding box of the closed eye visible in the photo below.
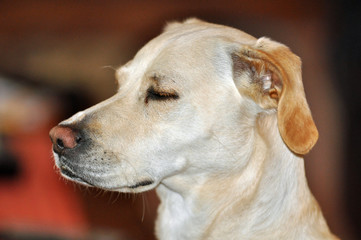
[145,86,179,104]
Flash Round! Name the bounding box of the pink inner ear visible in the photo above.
[260,74,272,91]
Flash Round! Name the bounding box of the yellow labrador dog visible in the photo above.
[50,19,338,239]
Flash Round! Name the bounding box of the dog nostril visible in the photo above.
[76,136,82,144]
[56,139,65,149]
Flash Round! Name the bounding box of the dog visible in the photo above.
[49,19,338,239]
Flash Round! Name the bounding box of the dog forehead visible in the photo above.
[116,20,259,92]
[126,20,256,70]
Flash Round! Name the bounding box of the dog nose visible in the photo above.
[49,125,81,153]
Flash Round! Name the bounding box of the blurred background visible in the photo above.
[0,0,360,239]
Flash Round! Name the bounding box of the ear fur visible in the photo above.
[233,38,318,155]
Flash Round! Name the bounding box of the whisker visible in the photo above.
[100,65,117,71]
[141,193,146,222]
[111,192,121,204]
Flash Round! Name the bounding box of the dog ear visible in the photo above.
[232,37,318,155]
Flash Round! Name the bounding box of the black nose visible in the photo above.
[49,125,82,154]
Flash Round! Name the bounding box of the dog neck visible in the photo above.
[155,113,333,240]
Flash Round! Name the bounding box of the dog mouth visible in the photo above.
[57,161,155,191]
[128,180,154,189]
[53,150,156,191]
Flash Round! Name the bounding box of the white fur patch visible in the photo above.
[61,110,85,125]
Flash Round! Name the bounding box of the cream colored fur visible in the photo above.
[52,19,338,239]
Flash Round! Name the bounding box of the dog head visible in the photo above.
[49,19,318,192]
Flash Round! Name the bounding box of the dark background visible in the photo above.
[0,1,360,239]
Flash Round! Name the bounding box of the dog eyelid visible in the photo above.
[145,86,179,104]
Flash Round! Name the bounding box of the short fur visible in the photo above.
[50,19,338,239]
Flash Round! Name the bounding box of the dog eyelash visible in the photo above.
[145,86,179,103]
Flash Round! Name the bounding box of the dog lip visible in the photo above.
[59,164,93,186]
[57,159,155,191]
[128,180,154,189]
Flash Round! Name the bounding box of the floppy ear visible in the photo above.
[232,37,318,155]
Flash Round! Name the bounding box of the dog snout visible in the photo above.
[49,125,82,154]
